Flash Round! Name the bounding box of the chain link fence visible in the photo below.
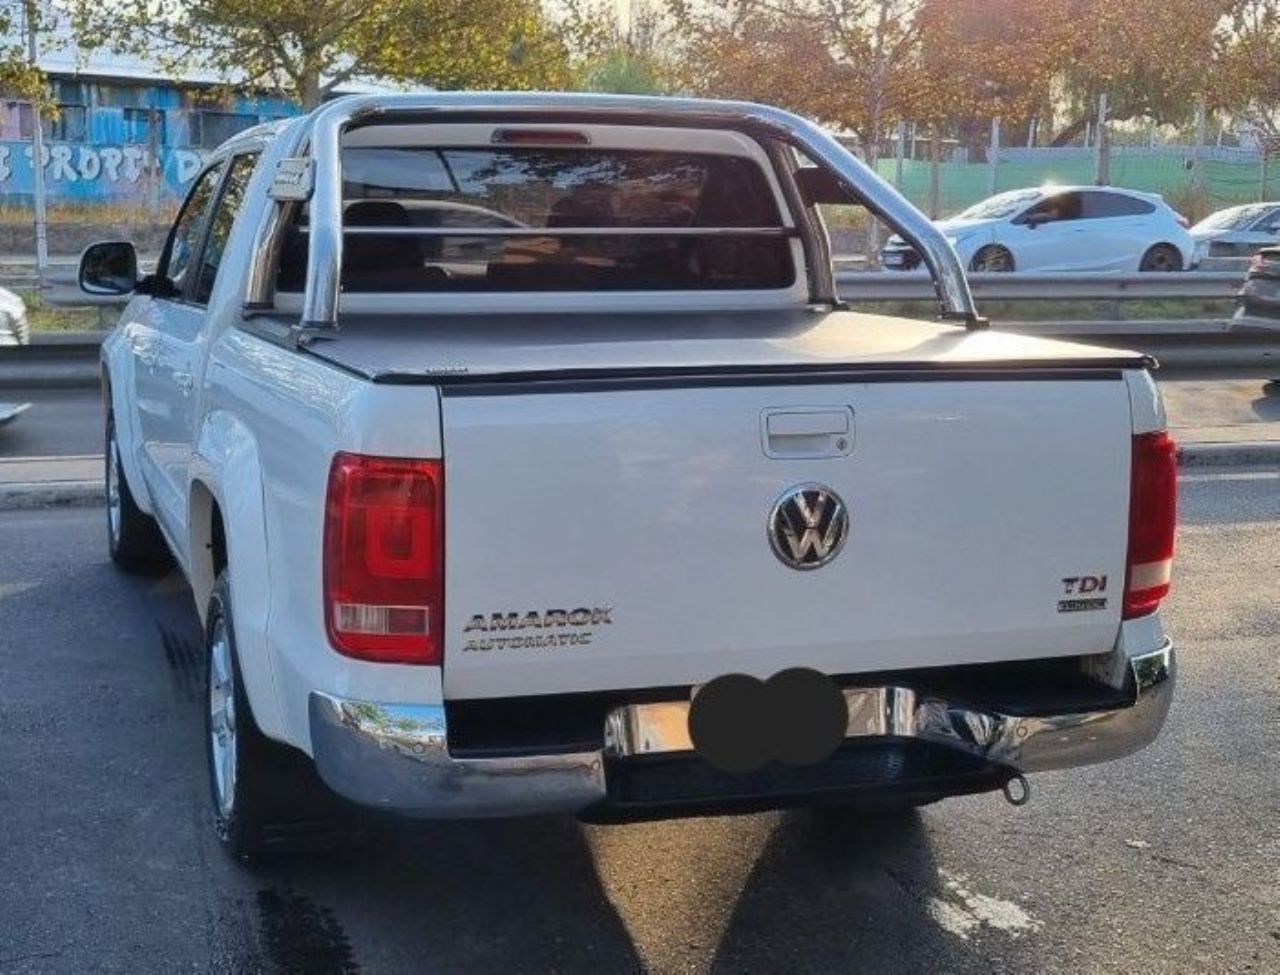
[826,113,1280,262]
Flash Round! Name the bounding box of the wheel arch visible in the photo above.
[189,411,285,740]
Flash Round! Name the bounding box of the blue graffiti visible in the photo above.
[0,141,208,202]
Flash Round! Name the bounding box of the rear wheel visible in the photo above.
[969,245,1015,273]
[105,414,170,574]
[206,572,356,860]
[1139,244,1183,272]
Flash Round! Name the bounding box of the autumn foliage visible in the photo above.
[666,0,1269,147]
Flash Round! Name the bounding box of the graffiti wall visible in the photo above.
[0,142,207,204]
[0,82,297,207]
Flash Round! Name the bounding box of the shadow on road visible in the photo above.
[247,816,645,973]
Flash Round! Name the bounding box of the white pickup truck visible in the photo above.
[82,93,1175,859]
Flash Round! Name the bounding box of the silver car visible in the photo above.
[1191,202,1280,265]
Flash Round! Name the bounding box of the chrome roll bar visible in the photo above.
[253,93,981,333]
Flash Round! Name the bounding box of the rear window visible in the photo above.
[278,147,795,293]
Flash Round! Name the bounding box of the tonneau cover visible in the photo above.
[290,309,1151,384]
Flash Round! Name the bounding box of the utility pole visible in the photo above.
[989,117,1001,195]
[928,126,941,219]
[24,0,48,290]
[894,118,906,189]
[1191,101,1206,192]
[1261,138,1271,203]
[1094,92,1110,185]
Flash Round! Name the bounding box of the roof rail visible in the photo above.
[247,93,983,334]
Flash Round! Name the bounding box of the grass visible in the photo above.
[17,289,104,332]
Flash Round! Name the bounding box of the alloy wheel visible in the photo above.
[208,619,238,819]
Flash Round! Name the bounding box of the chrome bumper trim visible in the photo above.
[309,642,1173,818]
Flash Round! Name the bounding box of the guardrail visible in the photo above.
[0,333,103,390]
[834,270,1243,302]
[0,270,1275,381]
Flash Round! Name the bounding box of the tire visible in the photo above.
[969,245,1015,273]
[105,413,171,574]
[1139,244,1183,272]
[206,572,355,860]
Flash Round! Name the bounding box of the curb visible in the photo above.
[0,480,103,510]
[1175,440,1280,468]
[2,440,1278,513]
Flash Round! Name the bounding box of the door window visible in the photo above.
[193,153,258,304]
[159,163,225,294]
[1019,192,1083,224]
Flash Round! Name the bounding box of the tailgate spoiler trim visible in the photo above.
[349,362,1143,395]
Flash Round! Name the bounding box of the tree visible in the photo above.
[904,1,1056,131]
[668,0,924,164]
[1040,0,1230,144]
[1213,0,1280,140]
[564,0,675,94]
[0,2,53,106]
[70,0,570,111]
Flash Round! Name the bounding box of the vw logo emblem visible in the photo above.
[768,483,849,570]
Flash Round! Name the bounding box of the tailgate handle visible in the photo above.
[762,408,854,459]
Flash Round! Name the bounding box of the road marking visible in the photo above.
[928,869,1043,941]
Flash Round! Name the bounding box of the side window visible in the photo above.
[1020,192,1083,224]
[1082,192,1155,218]
[160,163,224,294]
[193,153,258,304]
[1250,208,1280,232]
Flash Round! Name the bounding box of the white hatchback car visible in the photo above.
[881,186,1194,273]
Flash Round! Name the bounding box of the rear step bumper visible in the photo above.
[308,642,1174,819]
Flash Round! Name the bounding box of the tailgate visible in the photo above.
[441,376,1132,699]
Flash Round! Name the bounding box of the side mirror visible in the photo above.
[1022,213,1050,229]
[79,241,139,297]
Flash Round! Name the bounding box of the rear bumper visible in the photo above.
[308,641,1174,819]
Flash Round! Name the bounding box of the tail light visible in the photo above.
[324,453,443,663]
[1123,431,1177,619]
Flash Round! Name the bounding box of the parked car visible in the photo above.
[880,185,1194,273]
[84,93,1175,859]
[0,287,29,345]
[1191,202,1280,265]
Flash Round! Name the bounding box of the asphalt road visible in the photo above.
[0,385,101,458]
[1,473,1278,974]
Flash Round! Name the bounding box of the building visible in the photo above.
[0,36,393,209]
